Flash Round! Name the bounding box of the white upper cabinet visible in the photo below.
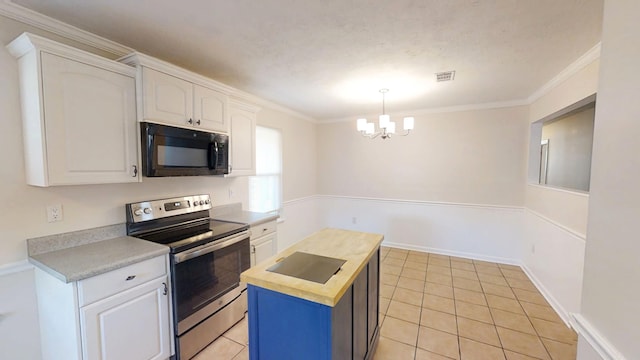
[194,85,229,131]
[121,53,230,133]
[227,100,259,177]
[142,67,193,125]
[6,33,139,187]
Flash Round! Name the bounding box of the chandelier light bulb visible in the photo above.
[403,117,414,130]
[357,118,368,131]
[355,89,414,140]
[379,114,390,129]
[365,122,375,134]
[387,121,396,134]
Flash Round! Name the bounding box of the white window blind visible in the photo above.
[249,126,282,213]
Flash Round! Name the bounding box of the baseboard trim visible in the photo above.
[383,241,520,266]
[521,264,576,327]
[572,313,627,360]
[0,259,33,276]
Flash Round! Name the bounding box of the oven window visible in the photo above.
[173,238,250,322]
[157,145,208,167]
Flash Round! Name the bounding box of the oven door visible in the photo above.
[172,230,250,335]
[141,122,229,177]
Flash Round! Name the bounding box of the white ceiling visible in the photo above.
[12,0,603,121]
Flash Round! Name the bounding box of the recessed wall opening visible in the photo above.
[528,94,596,192]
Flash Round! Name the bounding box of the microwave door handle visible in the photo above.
[208,141,218,169]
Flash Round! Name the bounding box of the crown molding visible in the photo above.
[321,99,528,124]
[527,42,601,104]
[0,0,132,57]
[229,89,318,124]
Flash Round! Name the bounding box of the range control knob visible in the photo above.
[204,199,210,204]
[133,209,143,216]
[199,200,205,205]
[143,208,152,214]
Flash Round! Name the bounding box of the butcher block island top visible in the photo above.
[240,228,383,307]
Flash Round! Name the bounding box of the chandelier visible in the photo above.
[356,89,414,139]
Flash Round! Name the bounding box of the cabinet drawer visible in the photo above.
[78,256,166,307]
[251,220,276,239]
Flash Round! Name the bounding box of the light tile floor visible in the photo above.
[194,246,578,360]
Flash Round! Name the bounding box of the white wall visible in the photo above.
[0,15,319,359]
[522,56,599,325]
[578,1,640,358]
[319,196,523,263]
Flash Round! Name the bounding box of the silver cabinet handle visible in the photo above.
[132,165,138,177]
[188,118,193,124]
[125,275,136,281]
[196,119,201,125]
[162,282,168,296]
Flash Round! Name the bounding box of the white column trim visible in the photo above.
[572,313,627,360]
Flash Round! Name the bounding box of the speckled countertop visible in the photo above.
[240,228,383,307]
[211,203,278,226]
[27,224,169,283]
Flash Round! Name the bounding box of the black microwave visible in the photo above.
[141,122,229,177]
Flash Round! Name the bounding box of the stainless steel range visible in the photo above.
[126,194,251,360]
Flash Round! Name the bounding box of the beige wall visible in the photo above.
[257,107,317,201]
[0,17,317,265]
[530,60,600,124]
[525,60,599,233]
[580,0,640,357]
[317,106,529,206]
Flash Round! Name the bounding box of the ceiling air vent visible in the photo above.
[436,71,456,82]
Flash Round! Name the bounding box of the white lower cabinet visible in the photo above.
[250,220,277,266]
[35,256,172,360]
[252,232,277,266]
[81,276,171,360]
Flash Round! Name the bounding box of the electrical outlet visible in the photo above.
[46,204,63,223]
[352,217,357,224]
[228,188,234,199]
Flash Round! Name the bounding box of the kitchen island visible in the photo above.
[240,228,383,360]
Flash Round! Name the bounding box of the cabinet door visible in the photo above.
[193,85,228,132]
[228,106,256,176]
[353,265,368,359]
[142,67,193,126]
[253,233,276,266]
[80,276,171,360]
[41,53,138,185]
[367,250,380,347]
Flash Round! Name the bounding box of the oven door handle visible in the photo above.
[174,230,250,264]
